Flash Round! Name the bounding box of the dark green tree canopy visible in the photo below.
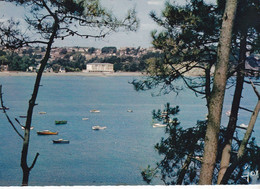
[132,0,221,101]
[142,103,260,185]
[132,0,259,102]
[101,46,117,54]
[136,0,260,185]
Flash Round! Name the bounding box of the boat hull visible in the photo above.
[37,131,58,135]
[53,140,69,144]
[90,110,100,113]
[55,120,67,125]
[38,112,47,114]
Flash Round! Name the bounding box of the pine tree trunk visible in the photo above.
[198,0,238,184]
[217,29,247,184]
[221,93,260,184]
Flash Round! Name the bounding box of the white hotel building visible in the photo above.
[84,63,114,72]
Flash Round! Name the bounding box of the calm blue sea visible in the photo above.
[0,75,259,186]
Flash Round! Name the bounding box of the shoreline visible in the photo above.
[0,67,207,77]
[0,71,146,77]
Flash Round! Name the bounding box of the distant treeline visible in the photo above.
[0,50,37,71]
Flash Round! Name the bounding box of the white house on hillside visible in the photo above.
[84,63,114,72]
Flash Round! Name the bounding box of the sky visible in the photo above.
[0,0,217,49]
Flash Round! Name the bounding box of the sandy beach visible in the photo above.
[0,71,146,77]
[0,66,207,77]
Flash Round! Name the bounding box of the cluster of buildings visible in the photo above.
[0,46,159,73]
[1,45,259,74]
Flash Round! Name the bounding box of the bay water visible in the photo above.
[0,75,259,186]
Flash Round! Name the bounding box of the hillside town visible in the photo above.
[0,46,161,73]
[0,46,259,76]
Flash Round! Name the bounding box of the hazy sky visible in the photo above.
[0,0,217,48]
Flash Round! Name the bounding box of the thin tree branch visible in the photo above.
[0,85,24,140]
[239,106,254,113]
[250,80,260,99]
[29,153,40,171]
[15,118,24,127]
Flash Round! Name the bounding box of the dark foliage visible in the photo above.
[101,46,117,54]
[141,103,260,185]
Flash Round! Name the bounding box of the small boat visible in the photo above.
[90,109,100,113]
[225,110,231,117]
[0,107,9,110]
[37,130,58,135]
[19,115,27,118]
[92,126,107,130]
[236,123,250,130]
[153,123,167,128]
[226,110,239,117]
[53,139,70,144]
[82,118,89,120]
[127,109,133,112]
[161,111,167,118]
[239,123,248,128]
[21,126,34,130]
[55,120,67,125]
[38,111,47,114]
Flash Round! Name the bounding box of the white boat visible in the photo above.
[168,119,179,124]
[239,123,248,128]
[161,111,167,118]
[153,123,167,128]
[92,126,107,130]
[38,111,47,114]
[0,107,9,110]
[82,118,89,120]
[90,110,100,113]
[225,111,231,117]
[225,110,239,117]
[127,109,133,112]
[236,123,249,130]
[21,126,34,130]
